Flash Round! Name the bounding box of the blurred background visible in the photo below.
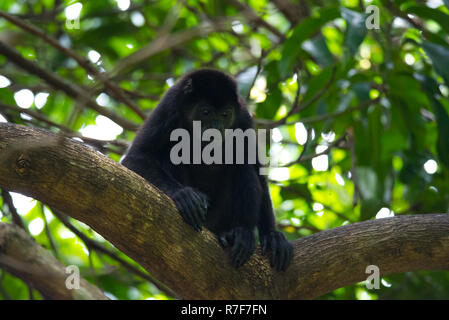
[1,0,449,299]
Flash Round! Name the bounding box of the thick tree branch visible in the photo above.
[0,222,108,300]
[0,123,449,299]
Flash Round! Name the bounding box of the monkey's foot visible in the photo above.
[260,231,293,272]
[218,227,255,268]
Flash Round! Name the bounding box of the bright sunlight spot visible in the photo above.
[269,167,290,181]
[250,76,267,103]
[232,21,244,33]
[271,128,283,143]
[43,206,54,222]
[335,172,345,186]
[321,131,336,143]
[29,218,44,236]
[88,50,101,63]
[116,0,130,11]
[404,53,415,65]
[424,159,438,174]
[295,122,308,145]
[0,114,7,123]
[0,75,11,88]
[360,59,371,69]
[10,192,36,216]
[427,0,444,8]
[376,207,395,219]
[312,145,329,172]
[166,78,175,87]
[35,92,49,109]
[381,279,392,287]
[79,115,123,140]
[131,12,145,27]
[59,228,76,239]
[360,45,371,59]
[96,93,111,107]
[14,89,34,109]
[65,2,82,20]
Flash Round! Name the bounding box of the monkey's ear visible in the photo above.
[182,78,194,95]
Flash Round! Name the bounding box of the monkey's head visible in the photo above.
[176,69,243,136]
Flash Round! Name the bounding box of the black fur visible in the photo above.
[122,69,293,271]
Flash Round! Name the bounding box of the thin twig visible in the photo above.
[260,66,337,129]
[228,0,285,40]
[0,102,129,153]
[246,49,265,101]
[284,96,382,126]
[0,10,146,120]
[0,40,139,131]
[1,190,27,232]
[283,133,347,167]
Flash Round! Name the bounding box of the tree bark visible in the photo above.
[0,222,108,300]
[0,123,448,299]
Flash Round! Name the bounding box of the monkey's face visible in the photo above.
[186,101,236,137]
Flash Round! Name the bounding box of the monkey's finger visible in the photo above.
[234,245,251,268]
[185,195,205,230]
[276,244,285,272]
[237,250,251,268]
[218,234,230,247]
[231,238,244,260]
[190,192,207,222]
[179,198,201,231]
[269,233,278,268]
[235,234,255,267]
[231,245,244,267]
[260,236,268,255]
[199,195,208,211]
[175,198,194,227]
[231,237,247,267]
[282,245,293,272]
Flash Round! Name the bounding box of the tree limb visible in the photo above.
[0,222,108,300]
[0,123,449,299]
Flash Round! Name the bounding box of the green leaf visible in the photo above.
[302,35,335,67]
[279,6,340,77]
[415,74,449,169]
[256,87,282,119]
[404,5,449,34]
[341,7,367,55]
[280,183,313,202]
[431,98,449,169]
[422,41,449,87]
[236,65,258,98]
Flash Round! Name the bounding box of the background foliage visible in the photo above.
[1,0,449,299]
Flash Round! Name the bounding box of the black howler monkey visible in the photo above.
[122,69,293,271]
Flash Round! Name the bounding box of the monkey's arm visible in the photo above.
[122,152,207,231]
[257,174,294,271]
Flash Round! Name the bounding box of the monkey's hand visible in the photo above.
[218,227,256,268]
[172,187,208,232]
[260,231,293,272]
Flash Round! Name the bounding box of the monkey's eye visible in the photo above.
[201,109,210,116]
[222,112,228,117]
